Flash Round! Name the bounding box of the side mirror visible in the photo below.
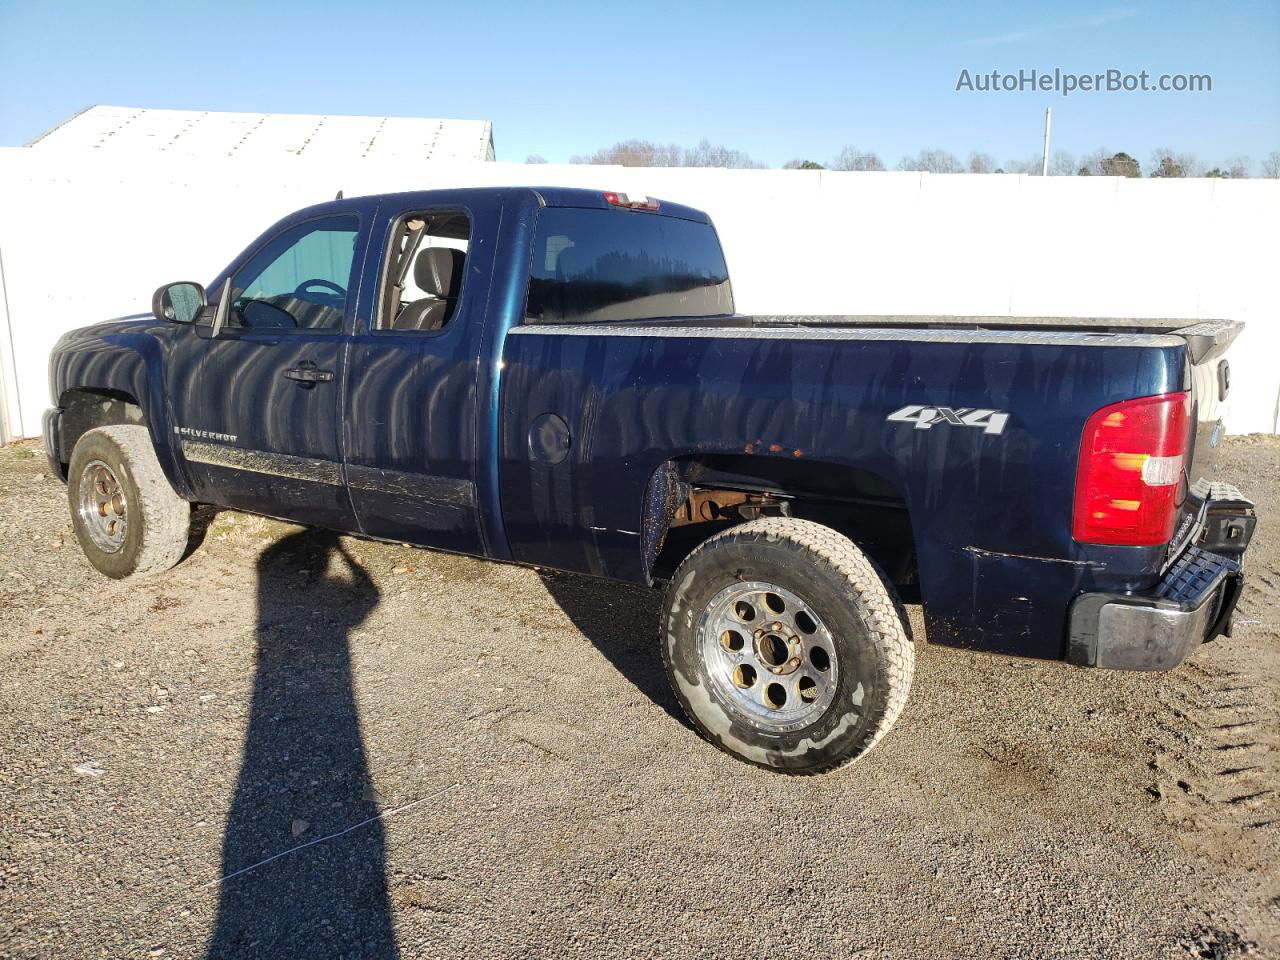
[152,281,206,324]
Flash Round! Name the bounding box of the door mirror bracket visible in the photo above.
[211,278,232,338]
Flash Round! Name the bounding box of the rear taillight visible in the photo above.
[1072,392,1190,547]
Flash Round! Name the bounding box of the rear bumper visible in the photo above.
[1068,484,1254,671]
[1067,546,1244,670]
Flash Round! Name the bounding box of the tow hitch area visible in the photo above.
[1195,482,1257,556]
[1068,487,1254,671]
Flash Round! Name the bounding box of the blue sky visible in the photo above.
[1,0,1276,172]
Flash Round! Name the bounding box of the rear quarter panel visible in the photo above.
[498,327,1186,660]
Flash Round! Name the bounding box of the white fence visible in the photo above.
[1,149,1276,441]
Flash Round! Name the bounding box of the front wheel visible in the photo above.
[661,518,914,774]
[67,425,191,579]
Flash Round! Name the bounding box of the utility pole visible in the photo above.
[1041,107,1053,176]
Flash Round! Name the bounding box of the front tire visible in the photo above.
[67,425,191,579]
[661,518,913,774]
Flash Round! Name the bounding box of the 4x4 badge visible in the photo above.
[886,405,1009,436]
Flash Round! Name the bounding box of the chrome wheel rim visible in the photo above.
[78,459,127,554]
[697,580,839,733]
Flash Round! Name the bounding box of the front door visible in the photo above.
[178,213,363,530]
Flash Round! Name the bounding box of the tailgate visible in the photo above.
[1168,320,1249,562]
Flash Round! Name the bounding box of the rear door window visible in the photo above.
[376,211,471,333]
[525,208,733,324]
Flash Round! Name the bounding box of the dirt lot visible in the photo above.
[0,437,1277,960]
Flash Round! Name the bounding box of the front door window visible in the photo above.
[227,216,359,332]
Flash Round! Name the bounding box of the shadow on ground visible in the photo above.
[537,569,691,729]
[207,529,397,960]
[182,504,220,563]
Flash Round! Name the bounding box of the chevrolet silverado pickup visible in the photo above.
[43,187,1255,773]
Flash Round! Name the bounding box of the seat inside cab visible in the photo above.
[383,212,470,332]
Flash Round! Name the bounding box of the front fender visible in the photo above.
[49,317,190,498]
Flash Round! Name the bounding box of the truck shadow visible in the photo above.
[207,529,397,960]
[537,570,692,730]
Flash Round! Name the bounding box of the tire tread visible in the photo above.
[661,517,914,775]
[71,425,190,578]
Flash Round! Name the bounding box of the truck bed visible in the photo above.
[623,315,1240,362]
[501,312,1240,661]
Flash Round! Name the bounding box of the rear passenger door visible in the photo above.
[342,201,491,554]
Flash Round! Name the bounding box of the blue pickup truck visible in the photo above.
[44,186,1255,773]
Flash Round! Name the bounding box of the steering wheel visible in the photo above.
[293,278,347,304]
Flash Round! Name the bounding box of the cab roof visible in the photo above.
[295,186,712,225]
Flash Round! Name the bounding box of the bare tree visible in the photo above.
[1079,151,1140,177]
[831,146,884,171]
[569,138,761,168]
[966,152,996,174]
[682,139,765,169]
[1204,157,1250,179]
[1076,148,1111,176]
[1049,150,1076,176]
[570,140,684,167]
[1224,155,1250,179]
[1003,156,1044,175]
[1150,148,1203,178]
[1150,147,1181,177]
[1265,152,1280,178]
[896,149,962,173]
[524,154,548,164]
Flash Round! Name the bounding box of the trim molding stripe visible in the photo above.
[181,440,476,507]
[181,441,342,485]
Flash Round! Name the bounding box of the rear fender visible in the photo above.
[641,455,914,588]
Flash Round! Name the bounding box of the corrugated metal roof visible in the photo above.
[25,105,496,161]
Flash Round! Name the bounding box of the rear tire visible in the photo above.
[67,425,191,579]
[661,517,913,774]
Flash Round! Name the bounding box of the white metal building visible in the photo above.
[25,105,496,162]
[1,105,1276,442]
[0,105,496,443]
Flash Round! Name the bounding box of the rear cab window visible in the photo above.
[524,207,733,325]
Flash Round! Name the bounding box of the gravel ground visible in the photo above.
[0,436,1277,960]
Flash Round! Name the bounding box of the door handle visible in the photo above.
[283,364,334,383]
